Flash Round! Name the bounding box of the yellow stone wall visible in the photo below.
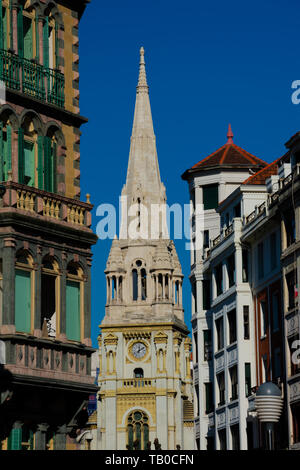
[57,4,80,199]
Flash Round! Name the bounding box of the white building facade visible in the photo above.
[182,128,268,449]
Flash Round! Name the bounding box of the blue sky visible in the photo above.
[78,0,300,347]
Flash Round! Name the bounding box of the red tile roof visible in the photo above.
[242,157,281,185]
[190,142,266,170]
[181,126,267,180]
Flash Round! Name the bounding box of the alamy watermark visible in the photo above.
[95,196,204,251]
[291,80,300,104]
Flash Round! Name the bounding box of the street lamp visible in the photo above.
[255,382,283,450]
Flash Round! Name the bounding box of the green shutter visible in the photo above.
[2,125,11,181]
[43,16,49,68]
[18,128,24,184]
[24,140,34,186]
[35,15,39,62]
[6,124,11,172]
[43,136,51,191]
[37,135,43,189]
[66,280,80,341]
[0,122,3,181]
[52,141,57,193]
[17,6,24,57]
[2,6,7,51]
[55,22,58,69]
[23,17,33,60]
[15,269,31,333]
[0,2,3,50]
[8,428,22,450]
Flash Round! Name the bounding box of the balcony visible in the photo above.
[118,378,155,393]
[212,223,234,248]
[2,181,92,229]
[1,334,95,388]
[0,49,65,108]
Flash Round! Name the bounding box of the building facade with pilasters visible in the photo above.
[98,48,194,451]
[0,0,98,450]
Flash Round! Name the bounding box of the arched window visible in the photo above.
[134,368,144,378]
[41,255,59,337]
[127,411,149,450]
[141,269,147,300]
[132,269,138,301]
[66,261,83,342]
[132,260,147,302]
[15,250,34,333]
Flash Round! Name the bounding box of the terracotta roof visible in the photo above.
[242,157,281,185]
[190,142,266,170]
[182,126,267,179]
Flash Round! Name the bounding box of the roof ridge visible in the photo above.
[219,143,230,164]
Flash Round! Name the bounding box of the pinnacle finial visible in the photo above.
[227,123,234,144]
[137,46,148,91]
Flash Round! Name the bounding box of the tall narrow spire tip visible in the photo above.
[227,123,234,144]
[137,46,148,91]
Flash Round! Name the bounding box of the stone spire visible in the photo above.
[122,48,166,218]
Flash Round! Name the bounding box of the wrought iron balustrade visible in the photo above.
[0,49,65,108]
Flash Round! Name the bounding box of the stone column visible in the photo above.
[54,424,67,450]
[11,2,18,53]
[35,423,49,450]
[162,275,165,300]
[2,237,16,331]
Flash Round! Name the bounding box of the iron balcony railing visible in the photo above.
[0,49,65,108]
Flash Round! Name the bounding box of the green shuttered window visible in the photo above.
[66,280,80,342]
[7,428,22,450]
[15,269,31,333]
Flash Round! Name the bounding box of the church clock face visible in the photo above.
[131,342,147,359]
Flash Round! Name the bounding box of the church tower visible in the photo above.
[98,48,194,450]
